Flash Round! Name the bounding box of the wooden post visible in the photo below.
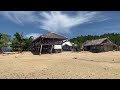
[61,48,62,53]
[38,47,40,52]
[39,45,42,55]
[50,45,53,54]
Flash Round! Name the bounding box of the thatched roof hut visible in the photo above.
[30,32,67,55]
[82,38,116,52]
[83,38,112,46]
[32,32,67,43]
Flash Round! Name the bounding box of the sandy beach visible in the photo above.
[0,51,120,79]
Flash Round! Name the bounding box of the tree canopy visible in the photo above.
[0,33,11,53]
[70,33,120,49]
[1,32,120,53]
[11,32,33,52]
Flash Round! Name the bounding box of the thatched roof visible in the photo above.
[33,32,67,42]
[40,32,67,39]
[83,38,112,46]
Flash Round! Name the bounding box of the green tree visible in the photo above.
[22,36,33,51]
[11,32,33,52]
[70,33,120,49]
[0,33,11,53]
[11,32,24,53]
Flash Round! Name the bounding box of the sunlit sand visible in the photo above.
[0,51,120,79]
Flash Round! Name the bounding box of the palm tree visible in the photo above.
[12,32,24,53]
[0,33,11,53]
[23,36,33,51]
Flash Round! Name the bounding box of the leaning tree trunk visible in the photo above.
[19,47,23,53]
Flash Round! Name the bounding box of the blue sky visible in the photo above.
[0,11,120,39]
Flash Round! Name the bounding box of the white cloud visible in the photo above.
[25,33,41,39]
[38,11,103,33]
[0,11,38,25]
[0,11,109,34]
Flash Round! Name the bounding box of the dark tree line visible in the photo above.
[70,33,120,49]
[1,32,120,53]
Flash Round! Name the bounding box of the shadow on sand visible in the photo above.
[30,51,40,55]
[30,50,51,55]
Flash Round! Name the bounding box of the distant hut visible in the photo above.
[30,32,67,55]
[71,43,79,51]
[82,38,116,53]
[115,45,120,51]
[62,40,73,51]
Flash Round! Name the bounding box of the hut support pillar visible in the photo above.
[36,47,37,51]
[50,45,53,54]
[61,48,62,52]
[39,45,42,55]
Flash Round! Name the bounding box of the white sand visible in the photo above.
[0,51,120,79]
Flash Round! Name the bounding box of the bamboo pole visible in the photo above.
[50,45,53,54]
[39,45,42,55]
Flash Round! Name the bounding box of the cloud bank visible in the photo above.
[0,11,108,34]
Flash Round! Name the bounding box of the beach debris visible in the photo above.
[90,60,94,61]
[73,57,77,59]
[15,55,19,58]
[104,68,107,70]
[67,71,70,73]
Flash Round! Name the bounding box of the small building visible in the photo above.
[82,38,116,52]
[30,32,67,55]
[62,40,73,51]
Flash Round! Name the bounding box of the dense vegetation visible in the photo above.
[11,32,33,52]
[1,32,120,53]
[70,33,120,49]
[0,32,33,53]
[0,33,11,53]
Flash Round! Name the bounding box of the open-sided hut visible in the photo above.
[30,32,67,55]
[82,38,116,52]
